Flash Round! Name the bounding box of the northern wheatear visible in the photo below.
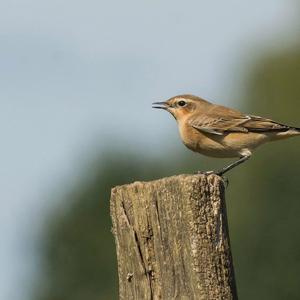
[153,95,300,175]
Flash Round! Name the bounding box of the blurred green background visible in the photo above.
[2,1,300,300]
[34,45,300,299]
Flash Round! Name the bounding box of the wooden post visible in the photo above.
[110,174,237,300]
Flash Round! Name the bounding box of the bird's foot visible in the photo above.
[214,170,230,187]
[196,170,215,175]
[196,170,229,187]
[219,175,229,187]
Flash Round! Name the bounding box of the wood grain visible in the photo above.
[110,174,237,300]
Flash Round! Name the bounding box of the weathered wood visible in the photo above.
[110,174,237,300]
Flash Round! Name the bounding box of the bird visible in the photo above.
[152,94,300,175]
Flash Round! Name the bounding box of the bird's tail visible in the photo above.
[270,126,300,141]
[284,127,300,138]
[290,127,300,133]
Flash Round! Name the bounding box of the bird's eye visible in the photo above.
[178,100,186,107]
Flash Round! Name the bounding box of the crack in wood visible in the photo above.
[121,200,154,299]
[111,174,237,300]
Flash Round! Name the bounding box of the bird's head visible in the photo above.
[152,94,211,120]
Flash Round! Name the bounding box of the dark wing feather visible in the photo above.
[242,115,290,133]
[189,105,291,135]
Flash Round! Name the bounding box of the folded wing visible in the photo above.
[189,106,291,135]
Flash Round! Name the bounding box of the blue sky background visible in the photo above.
[0,1,299,299]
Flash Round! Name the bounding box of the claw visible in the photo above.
[220,175,229,188]
[196,170,214,175]
[195,170,229,188]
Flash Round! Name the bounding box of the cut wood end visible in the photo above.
[111,173,224,194]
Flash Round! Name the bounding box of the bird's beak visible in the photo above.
[152,101,169,110]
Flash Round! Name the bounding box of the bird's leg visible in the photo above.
[216,155,250,176]
[196,155,250,177]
